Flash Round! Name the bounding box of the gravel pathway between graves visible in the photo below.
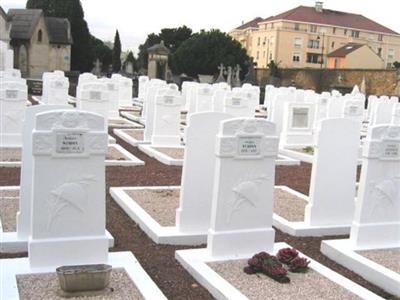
[0,196,18,232]
[0,128,397,300]
[0,148,22,161]
[208,260,361,300]
[357,248,400,274]
[153,147,185,160]
[16,268,143,300]
[124,129,144,141]
[106,147,127,161]
[126,189,180,226]
[273,188,307,222]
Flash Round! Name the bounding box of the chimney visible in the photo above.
[315,1,323,12]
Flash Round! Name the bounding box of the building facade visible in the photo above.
[230,3,400,69]
[0,6,11,43]
[7,8,72,78]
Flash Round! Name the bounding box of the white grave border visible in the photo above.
[175,242,383,300]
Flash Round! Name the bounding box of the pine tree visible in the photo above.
[112,30,122,73]
[26,0,94,72]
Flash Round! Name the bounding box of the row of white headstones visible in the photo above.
[10,105,399,269]
[265,85,400,148]
[0,69,134,147]
[136,77,263,147]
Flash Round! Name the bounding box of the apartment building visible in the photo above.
[229,2,400,69]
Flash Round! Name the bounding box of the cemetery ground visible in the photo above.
[0,131,397,300]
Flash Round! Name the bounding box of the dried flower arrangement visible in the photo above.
[243,248,310,283]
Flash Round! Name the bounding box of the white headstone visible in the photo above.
[77,82,110,125]
[151,88,182,146]
[112,74,132,107]
[0,80,28,147]
[42,71,69,105]
[392,104,400,125]
[305,118,360,226]
[223,90,253,118]
[29,110,109,267]
[100,77,120,118]
[372,101,396,125]
[343,98,364,125]
[350,125,400,249]
[208,118,279,257]
[17,105,71,240]
[195,84,214,112]
[138,76,149,101]
[176,112,232,233]
[0,41,14,71]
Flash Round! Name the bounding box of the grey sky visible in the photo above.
[2,0,399,53]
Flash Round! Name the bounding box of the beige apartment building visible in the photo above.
[230,2,400,69]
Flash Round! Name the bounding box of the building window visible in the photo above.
[306,53,322,64]
[331,41,335,49]
[332,27,336,34]
[294,23,300,31]
[38,29,43,42]
[263,37,267,45]
[293,38,302,48]
[377,47,382,56]
[257,37,260,46]
[344,29,348,35]
[256,51,259,59]
[308,39,320,49]
[310,25,317,33]
[263,51,266,58]
[378,34,383,41]
[351,30,360,38]
[292,52,301,63]
[271,23,274,29]
[388,49,395,60]
[368,33,374,40]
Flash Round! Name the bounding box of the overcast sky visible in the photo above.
[2,0,399,53]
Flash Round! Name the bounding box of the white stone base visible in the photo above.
[175,242,382,300]
[113,128,149,146]
[0,251,167,300]
[138,145,184,166]
[0,134,22,148]
[108,117,143,129]
[279,148,363,165]
[272,186,351,236]
[110,186,206,245]
[0,186,115,253]
[106,144,144,167]
[120,111,145,125]
[321,239,400,297]
[275,154,300,166]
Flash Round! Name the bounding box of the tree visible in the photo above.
[137,26,192,70]
[394,61,400,69]
[123,51,137,72]
[26,0,94,72]
[112,30,122,72]
[170,29,250,77]
[91,36,112,72]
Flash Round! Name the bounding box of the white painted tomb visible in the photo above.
[111,112,232,244]
[322,124,400,297]
[223,90,253,118]
[112,74,133,107]
[100,77,120,118]
[41,71,69,105]
[0,79,28,147]
[280,101,316,148]
[175,118,381,300]
[212,82,230,112]
[195,83,214,112]
[372,101,396,125]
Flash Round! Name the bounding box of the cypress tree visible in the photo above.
[112,30,122,73]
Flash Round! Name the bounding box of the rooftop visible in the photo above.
[235,17,264,31]
[327,43,365,57]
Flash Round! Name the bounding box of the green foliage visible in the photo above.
[137,26,192,70]
[394,61,400,69]
[26,0,95,72]
[267,60,280,78]
[91,36,112,72]
[112,30,122,72]
[170,29,250,77]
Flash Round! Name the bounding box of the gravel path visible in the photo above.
[17,268,143,300]
[126,189,180,226]
[357,248,400,274]
[0,148,21,161]
[208,259,361,300]
[0,196,18,232]
[154,147,184,160]
[273,188,307,222]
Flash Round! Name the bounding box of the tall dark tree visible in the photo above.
[112,30,122,72]
[137,26,192,70]
[171,29,249,77]
[26,0,94,72]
